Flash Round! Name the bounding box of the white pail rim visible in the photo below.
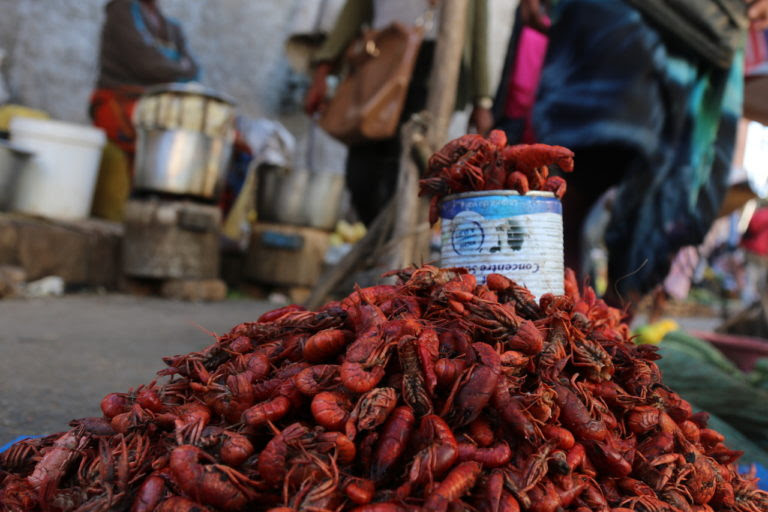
[9,117,106,148]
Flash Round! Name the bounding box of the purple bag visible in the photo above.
[503,24,549,143]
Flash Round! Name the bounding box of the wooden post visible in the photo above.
[426,0,469,148]
[383,114,430,271]
[405,0,469,264]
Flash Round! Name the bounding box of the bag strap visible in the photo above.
[415,7,437,33]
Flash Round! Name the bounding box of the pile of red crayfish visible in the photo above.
[2,266,767,512]
[419,131,575,224]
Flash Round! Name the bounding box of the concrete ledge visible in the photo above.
[0,213,123,289]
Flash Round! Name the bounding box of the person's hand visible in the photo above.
[520,0,549,33]
[469,105,494,136]
[749,0,768,31]
[304,62,332,116]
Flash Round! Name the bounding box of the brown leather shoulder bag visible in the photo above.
[319,22,425,145]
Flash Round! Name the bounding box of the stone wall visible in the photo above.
[0,0,305,122]
[0,0,103,123]
[0,0,324,122]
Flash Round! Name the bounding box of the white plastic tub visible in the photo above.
[9,117,106,220]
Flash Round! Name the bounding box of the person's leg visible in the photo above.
[560,145,633,281]
[345,138,401,226]
[344,41,436,226]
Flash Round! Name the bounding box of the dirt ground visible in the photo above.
[0,294,272,445]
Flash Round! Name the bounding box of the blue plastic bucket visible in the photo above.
[0,434,43,454]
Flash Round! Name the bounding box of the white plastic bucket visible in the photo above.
[9,117,106,220]
[440,190,564,298]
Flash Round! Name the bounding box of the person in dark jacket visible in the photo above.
[500,0,768,311]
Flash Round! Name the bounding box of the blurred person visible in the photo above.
[304,0,492,225]
[740,205,768,303]
[88,0,199,220]
[89,0,199,159]
[742,205,768,257]
[492,1,550,145]
[518,0,768,310]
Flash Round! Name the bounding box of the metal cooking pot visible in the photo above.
[0,140,33,210]
[256,165,345,230]
[304,171,345,230]
[257,164,309,226]
[132,83,236,199]
[133,129,233,199]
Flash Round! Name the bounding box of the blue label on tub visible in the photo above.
[451,219,485,255]
[451,217,530,255]
[440,194,561,221]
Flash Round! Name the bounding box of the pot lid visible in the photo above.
[142,82,236,106]
[8,117,106,148]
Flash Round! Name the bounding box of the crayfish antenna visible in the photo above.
[266,420,282,436]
